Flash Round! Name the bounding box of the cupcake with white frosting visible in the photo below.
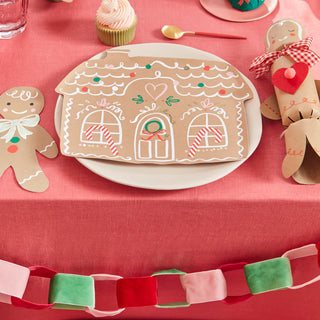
[96,0,137,46]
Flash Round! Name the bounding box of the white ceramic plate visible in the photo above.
[200,0,278,22]
[54,43,262,190]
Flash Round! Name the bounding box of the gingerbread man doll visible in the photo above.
[250,19,320,184]
[0,87,58,192]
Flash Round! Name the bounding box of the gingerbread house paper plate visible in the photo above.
[54,43,262,189]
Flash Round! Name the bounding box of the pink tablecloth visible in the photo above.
[1,0,320,319]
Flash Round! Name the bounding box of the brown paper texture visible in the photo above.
[261,19,320,183]
[56,49,253,165]
[0,87,59,192]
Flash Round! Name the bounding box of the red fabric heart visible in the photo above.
[272,62,309,94]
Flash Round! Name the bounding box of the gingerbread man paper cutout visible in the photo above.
[0,87,58,192]
[250,19,320,184]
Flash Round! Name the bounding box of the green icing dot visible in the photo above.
[146,64,152,69]
[198,83,204,88]
[10,137,20,143]
[93,77,101,82]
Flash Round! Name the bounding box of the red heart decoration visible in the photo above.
[272,62,309,94]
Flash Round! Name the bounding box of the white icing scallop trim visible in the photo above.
[85,60,228,71]
[65,80,125,88]
[176,73,239,80]
[179,82,245,89]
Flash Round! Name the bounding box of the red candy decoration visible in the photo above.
[204,66,210,71]
[81,87,89,92]
[272,62,309,94]
[7,145,18,153]
[117,276,157,308]
[219,89,226,95]
[130,72,136,77]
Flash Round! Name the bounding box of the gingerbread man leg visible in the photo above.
[11,154,49,192]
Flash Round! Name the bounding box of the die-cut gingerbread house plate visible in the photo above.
[55,43,261,190]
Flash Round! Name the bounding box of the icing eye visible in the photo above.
[30,102,34,106]
[6,102,11,105]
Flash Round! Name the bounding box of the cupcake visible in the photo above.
[229,0,265,11]
[96,0,137,46]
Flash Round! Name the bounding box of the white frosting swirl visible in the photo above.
[96,0,135,30]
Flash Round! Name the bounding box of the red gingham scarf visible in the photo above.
[249,37,320,78]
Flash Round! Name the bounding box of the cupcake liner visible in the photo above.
[96,15,137,46]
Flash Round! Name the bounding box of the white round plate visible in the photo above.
[54,43,262,190]
[200,0,278,22]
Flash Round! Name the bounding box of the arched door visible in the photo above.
[134,113,174,162]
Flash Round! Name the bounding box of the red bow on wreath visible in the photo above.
[141,129,167,141]
[238,0,250,5]
[249,37,320,78]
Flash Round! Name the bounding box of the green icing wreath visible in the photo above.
[229,0,265,11]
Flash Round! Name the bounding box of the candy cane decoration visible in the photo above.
[86,125,119,156]
[188,127,222,158]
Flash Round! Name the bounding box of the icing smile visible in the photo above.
[278,36,288,41]
[11,109,28,114]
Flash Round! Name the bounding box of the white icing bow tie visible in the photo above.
[0,114,40,143]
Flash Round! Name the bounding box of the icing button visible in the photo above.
[184,66,190,70]
[7,145,18,153]
[10,137,20,143]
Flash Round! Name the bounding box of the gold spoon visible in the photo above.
[161,25,246,40]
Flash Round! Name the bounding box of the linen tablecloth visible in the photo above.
[1,0,320,319]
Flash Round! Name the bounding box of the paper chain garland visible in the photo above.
[1,243,320,317]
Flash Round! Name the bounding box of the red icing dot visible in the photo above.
[272,40,276,44]
[204,66,210,71]
[7,145,18,153]
[219,89,226,95]
[130,72,136,77]
[290,33,295,36]
[81,87,89,92]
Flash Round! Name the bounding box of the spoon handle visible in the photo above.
[194,31,246,40]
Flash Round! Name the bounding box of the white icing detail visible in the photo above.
[134,113,174,162]
[176,73,239,80]
[76,105,98,120]
[179,82,245,89]
[39,141,55,154]
[63,98,73,154]
[19,170,43,185]
[278,36,288,42]
[67,152,132,161]
[176,91,250,100]
[11,109,27,114]
[175,156,241,163]
[61,74,248,100]
[181,105,228,121]
[64,79,125,87]
[235,101,244,157]
[130,103,157,124]
[85,60,207,70]
[77,71,131,79]
[6,90,39,101]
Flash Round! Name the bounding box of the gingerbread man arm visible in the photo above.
[260,94,281,120]
[35,126,59,159]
